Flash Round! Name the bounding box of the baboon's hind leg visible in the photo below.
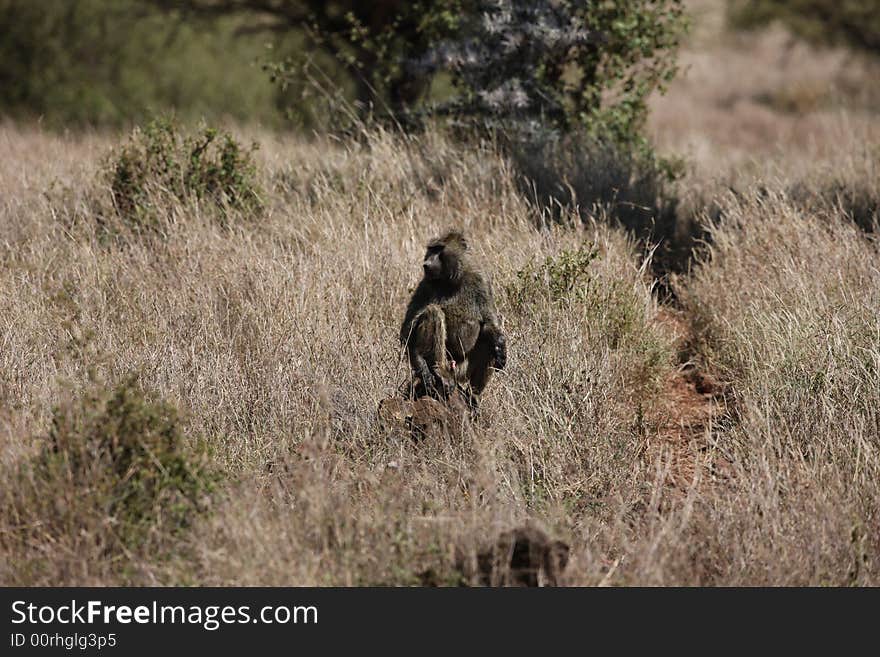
[465,333,495,410]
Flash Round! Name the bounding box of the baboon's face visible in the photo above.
[423,233,466,282]
[422,244,446,280]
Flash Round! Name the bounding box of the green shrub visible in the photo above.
[258,0,687,145]
[107,118,262,232]
[412,0,686,147]
[508,242,667,364]
[4,377,216,568]
[508,242,600,309]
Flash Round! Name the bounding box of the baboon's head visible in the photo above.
[470,526,570,587]
[423,231,468,283]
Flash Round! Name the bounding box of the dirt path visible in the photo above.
[648,308,731,494]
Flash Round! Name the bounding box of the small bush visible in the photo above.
[508,242,600,309]
[507,241,671,392]
[107,118,262,232]
[2,377,216,580]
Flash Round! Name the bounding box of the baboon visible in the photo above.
[454,526,569,587]
[400,231,506,405]
[479,527,570,587]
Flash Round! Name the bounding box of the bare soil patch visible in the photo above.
[648,308,732,494]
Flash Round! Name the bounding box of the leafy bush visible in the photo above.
[413,0,686,146]
[3,377,216,571]
[107,118,262,231]
[508,242,667,363]
[400,2,688,269]
[508,242,600,309]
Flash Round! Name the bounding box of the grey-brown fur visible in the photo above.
[400,231,506,406]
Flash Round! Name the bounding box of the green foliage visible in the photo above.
[152,0,465,124]
[509,242,600,309]
[728,0,880,55]
[250,0,687,145]
[257,0,465,129]
[415,0,687,147]
[0,0,279,127]
[5,377,216,560]
[404,1,688,256]
[107,118,262,231]
[1,0,686,140]
[507,242,672,393]
[323,0,465,111]
[583,0,688,144]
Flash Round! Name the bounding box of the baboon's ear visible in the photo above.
[445,230,468,251]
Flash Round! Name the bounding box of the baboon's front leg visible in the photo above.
[408,304,453,399]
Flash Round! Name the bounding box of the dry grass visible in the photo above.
[1,0,879,586]
[0,124,679,585]
[650,0,880,183]
[674,188,880,585]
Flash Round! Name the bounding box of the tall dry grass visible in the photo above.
[0,123,682,585]
[1,0,879,586]
[671,188,880,585]
[2,115,877,585]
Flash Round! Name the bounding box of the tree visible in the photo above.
[150,0,685,147]
[148,0,464,115]
[412,0,686,145]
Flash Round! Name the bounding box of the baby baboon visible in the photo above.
[457,526,569,587]
[480,527,570,587]
[400,231,506,405]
